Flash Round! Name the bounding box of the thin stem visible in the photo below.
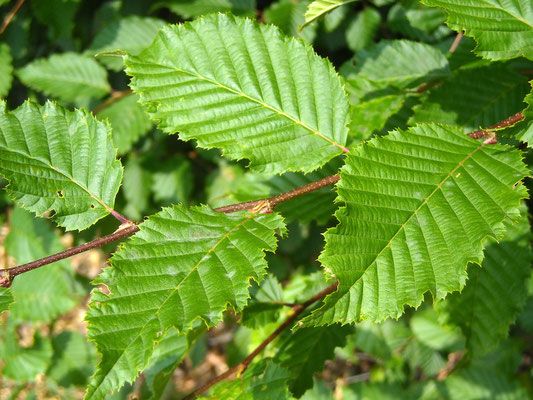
[0,0,25,35]
[448,31,464,53]
[182,282,339,400]
[92,89,133,114]
[0,224,139,287]
[468,111,524,140]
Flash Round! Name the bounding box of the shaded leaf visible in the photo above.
[86,205,285,399]
[345,7,381,52]
[125,14,349,174]
[304,124,527,326]
[264,0,316,44]
[300,0,357,31]
[0,42,13,98]
[31,0,81,39]
[0,287,14,314]
[504,83,533,145]
[0,101,123,231]
[156,0,256,19]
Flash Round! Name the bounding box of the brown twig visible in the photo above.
[0,0,25,35]
[467,111,524,141]
[92,89,133,114]
[448,31,464,53]
[182,282,339,400]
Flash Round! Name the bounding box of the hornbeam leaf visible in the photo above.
[421,0,533,61]
[0,287,13,314]
[300,0,357,31]
[125,13,349,174]
[85,204,285,400]
[303,124,528,326]
[438,204,532,357]
[0,101,123,231]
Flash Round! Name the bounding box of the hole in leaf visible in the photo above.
[90,204,95,209]
[56,190,64,198]
[48,209,57,217]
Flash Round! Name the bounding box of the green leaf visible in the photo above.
[504,83,533,145]
[352,40,450,90]
[87,16,167,71]
[352,319,411,360]
[0,101,123,231]
[86,204,285,399]
[122,157,153,221]
[96,93,153,154]
[388,1,450,43]
[275,324,352,397]
[17,53,110,103]
[0,287,14,314]
[264,0,317,44]
[345,7,381,52]
[404,337,446,376]
[410,308,463,351]
[438,205,532,356]
[422,0,533,61]
[201,359,292,399]
[156,0,256,19]
[5,206,80,322]
[151,158,193,206]
[125,14,349,174]
[300,0,357,31]
[409,64,530,131]
[31,0,81,39]
[304,124,528,326]
[241,275,285,329]
[0,42,13,98]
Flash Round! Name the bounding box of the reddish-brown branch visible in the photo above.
[448,31,464,53]
[467,111,524,140]
[92,89,133,114]
[0,0,25,35]
[182,282,339,400]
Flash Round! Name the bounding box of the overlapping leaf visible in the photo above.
[125,13,349,174]
[0,287,13,314]
[0,43,13,98]
[86,204,285,399]
[410,64,530,131]
[304,124,528,326]
[0,101,123,231]
[504,83,533,145]
[422,0,533,61]
[300,0,357,31]
[156,0,256,19]
[438,205,532,356]
[345,7,381,52]
[31,0,81,39]
[264,0,316,43]
[17,53,110,104]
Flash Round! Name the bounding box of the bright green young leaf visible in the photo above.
[304,124,528,326]
[5,206,80,322]
[352,40,450,89]
[87,16,167,71]
[17,53,110,103]
[201,359,292,400]
[155,0,256,19]
[300,0,357,31]
[0,101,123,231]
[274,324,352,397]
[31,0,81,39]
[96,93,153,154]
[125,14,350,174]
[264,0,316,43]
[0,287,14,314]
[422,0,533,61]
[438,205,532,357]
[345,7,381,52]
[86,204,285,399]
[0,43,13,98]
[409,64,530,131]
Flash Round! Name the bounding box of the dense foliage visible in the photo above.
[0,0,532,399]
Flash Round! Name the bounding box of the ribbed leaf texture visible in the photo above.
[125,14,349,174]
[274,324,352,396]
[0,101,123,231]
[85,204,285,400]
[304,124,528,326]
[0,43,13,98]
[87,16,167,71]
[0,287,13,314]
[301,0,357,31]
[422,0,533,61]
[438,205,531,357]
[410,64,530,131]
[17,53,110,103]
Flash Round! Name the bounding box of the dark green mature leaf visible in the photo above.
[6,206,79,322]
[86,205,285,399]
[97,93,153,154]
[17,54,110,104]
[422,0,533,61]
[0,42,13,98]
[31,0,81,39]
[0,287,13,314]
[352,40,450,89]
[504,83,533,145]
[264,0,316,44]
[304,124,528,326]
[409,64,530,131]
[122,157,153,221]
[275,324,352,397]
[126,14,350,174]
[300,0,357,31]
[201,359,292,399]
[241,275,285,328]
[88,16,167,71]
[156,0,256,19]
[0,101,123,231]
[438,205,532,356]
